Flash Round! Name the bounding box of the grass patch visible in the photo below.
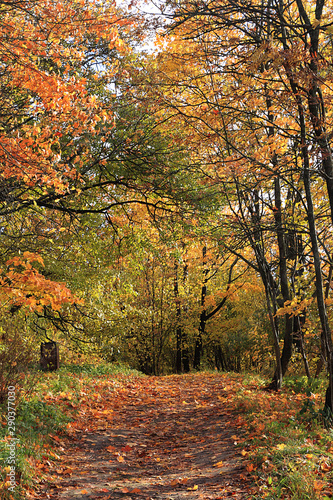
[221,373,333,499]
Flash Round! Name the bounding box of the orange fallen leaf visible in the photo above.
[62,468,73,475]
[106,445,117,452]
[121,445,132,452]
[213,461,223,467]
[50,435,61,442]
[80,490,88,495]
[313,480,324,491]
[117,455,125,463]
[320,461,332,472]
[130,488,142,493]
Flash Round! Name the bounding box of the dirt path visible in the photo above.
[34,374,253,499]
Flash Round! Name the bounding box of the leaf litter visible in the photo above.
[30,374,254,499]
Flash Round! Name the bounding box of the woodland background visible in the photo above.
[2,1,333,498]
[1,0,333,414]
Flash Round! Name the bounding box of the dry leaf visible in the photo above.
[106,445,117,452]
[313,480,324,491]
[320,461,332,472]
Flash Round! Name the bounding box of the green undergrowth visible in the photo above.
[223,373,333,499]
[0,361,142,499]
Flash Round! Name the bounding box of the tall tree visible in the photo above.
[136,0,333,402]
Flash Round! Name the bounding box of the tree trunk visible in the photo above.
[174,261,182,373]
[298,96,333,413]
[182,253,190,373]
[268,175,294,387]
[194,246,208,370]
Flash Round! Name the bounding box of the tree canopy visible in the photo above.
[1,0,333,416]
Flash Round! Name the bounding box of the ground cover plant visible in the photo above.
[220,374,333,499]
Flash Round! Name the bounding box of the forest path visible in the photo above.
[34,374,252,499]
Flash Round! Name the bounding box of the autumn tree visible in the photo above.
[0,0,204,357]
[123,0,333,410]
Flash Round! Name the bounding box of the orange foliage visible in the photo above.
[0,0,129,194]
[0,0,131,311]
[0,251,82,312]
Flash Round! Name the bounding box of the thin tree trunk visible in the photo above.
[298,97,333,413]
[270,175,294,385]
[194,246,208,370]
[174,261,182,373]
[182,256,190,373]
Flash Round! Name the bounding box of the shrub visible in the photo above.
[0,314,37,403]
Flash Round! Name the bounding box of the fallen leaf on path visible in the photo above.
[62,467,73,475]
[106,445,117,452]
[122,445,132,452]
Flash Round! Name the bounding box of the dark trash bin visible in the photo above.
[40,342,59,371]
